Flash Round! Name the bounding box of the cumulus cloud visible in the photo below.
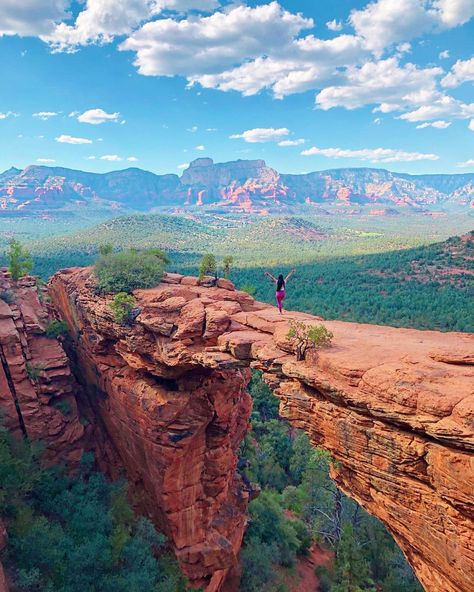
[439,49,450,59]
[195,145,205,150]
[0,111,18,120]
[441,57,474,88]
[326,19,342,31]
[399,94,474,121]
[121,3,312,78]
[278,138,305,147]
[230,127,290,143]
[350,0,474,53]
[177,162,189,169]
[457,158,474,167]
[301,145,439,162]
[127,156,138,161]
[77,108,120,124]
[55,134,93,144]
[100,154,122,161]
[0,0,69,37]
[36,157,56,163]
[315,58,442,111]
[415,120,451,128]
[33,111,58,120]
[43,0,219,52]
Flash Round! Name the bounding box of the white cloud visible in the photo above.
[350,0,474,53]
[77,108,120,124]
[127,156,138,161]
[44,0,222,52]
[55,134,93,144]
[100,154,122,161]
[0,111,18,120]
[36,157,56,163]
[177,162,189,169]
[230,127,290,143]
[373,117,381,124]
[86,155,96,160]
[33,111,58,120]
[195,145,205,151]
[399,94,474,121]
[439,49,450,59]
[120,2,314,86]
[326,19,342,32]
[187,125,198,132]
[191,34,369,98]
[278,138,305,147]
[457,158,474,167]
[301,145,439,162]
[469,119,474,131]
[441,57,474,88]
[316,58,442,111]
[0,0,69,37]
[415,119,451,128]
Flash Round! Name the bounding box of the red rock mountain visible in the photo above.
[1,160,473,215]
[0,268,473,591]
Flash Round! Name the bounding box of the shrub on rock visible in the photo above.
[94,249,167,293]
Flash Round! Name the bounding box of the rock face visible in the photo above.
[49,268,474,592]
[0,270,84,465]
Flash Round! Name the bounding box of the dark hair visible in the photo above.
[277,274,285,291]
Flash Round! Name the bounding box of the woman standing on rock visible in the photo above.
[264,269,296,314]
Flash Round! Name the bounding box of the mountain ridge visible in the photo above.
[1,158,473,215]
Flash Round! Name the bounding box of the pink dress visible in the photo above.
[276,289,285,312]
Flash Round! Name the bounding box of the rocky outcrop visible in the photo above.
[49,268,474,592]
[0,270,84,465]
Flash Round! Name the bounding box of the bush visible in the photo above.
[7,238,33,280]
[94,249,166,293]
[110,293,136,325]
[26,364,44,381]
[287,321,333,361]
[199,253,217,280]
[44,320,68,339]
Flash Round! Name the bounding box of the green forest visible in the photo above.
[239,373,423,592]
[0,425,187,592]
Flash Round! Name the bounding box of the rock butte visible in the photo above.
[1,268,473,591]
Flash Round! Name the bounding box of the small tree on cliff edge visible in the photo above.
[287,321,333,361]
[199,253,217,280]
[7,238,33,280]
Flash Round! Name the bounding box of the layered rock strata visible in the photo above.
[0,270,83,464]
[49,268,474,592]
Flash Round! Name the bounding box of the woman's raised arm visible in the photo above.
[264,271,277,283]
[285,269,296,283]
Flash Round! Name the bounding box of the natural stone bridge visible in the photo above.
[45,269,474,592]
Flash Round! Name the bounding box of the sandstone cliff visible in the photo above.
[0,270,84,464]
[48,268,473,592]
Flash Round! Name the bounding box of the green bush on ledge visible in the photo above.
[94,249,168,293]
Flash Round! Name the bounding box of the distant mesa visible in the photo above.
[1,158,473,217]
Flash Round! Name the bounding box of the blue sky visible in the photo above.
[0,0,473,175]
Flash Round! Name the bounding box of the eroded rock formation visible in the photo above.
[0,270,84,464]
[48,268,474,592]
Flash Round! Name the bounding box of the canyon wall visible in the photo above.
[0,270,84,463]
[48,268,474,592]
